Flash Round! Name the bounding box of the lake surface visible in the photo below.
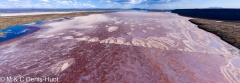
[0,22,41,42]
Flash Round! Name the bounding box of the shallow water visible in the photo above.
[0,22,42,42]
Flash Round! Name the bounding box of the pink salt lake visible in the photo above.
[0,11,239,83]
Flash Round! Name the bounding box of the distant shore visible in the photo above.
[172,9,240,49]
[0,11,113,36]
[189,18,240,49]
[0,12,77,16]
[0,11,113,29]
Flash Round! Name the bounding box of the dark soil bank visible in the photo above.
[189,19,240,49]
[172,9,240,21]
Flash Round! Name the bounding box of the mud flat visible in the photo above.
[0,11,240,83]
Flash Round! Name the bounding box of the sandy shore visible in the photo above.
[0,11,239,83]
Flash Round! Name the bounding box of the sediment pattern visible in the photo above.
[0,11,240,83]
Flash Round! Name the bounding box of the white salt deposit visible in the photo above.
[50,58,75,75]
[108,26,119,32]
[76,36,90,41]
[40,14,109,34]
[88,37,99,42]
[62,36,74,40]
[75,32,84,36]
[142,30,147,33]
[127,32,132,35]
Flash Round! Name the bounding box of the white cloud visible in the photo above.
[104,0,111,3]
[0,3,10,8]
[102,0,187,5]
[82,3,96,7]
[54,0,96,8]
[58,1,70,4]
[8,0,19,2]
[128,0,143,4]
[0,0,96,8]
[41,0,49,2]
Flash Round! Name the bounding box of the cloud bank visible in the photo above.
[0,0,193,8]
[0,0,96,8]
[103,0,183,4]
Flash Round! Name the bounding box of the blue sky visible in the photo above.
[0,0,239,9]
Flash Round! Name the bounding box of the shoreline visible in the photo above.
[0,11,113,35]
[0,11,113,29]
[175,13,240,49]
[189,18,240,49]
[171,9,240,49]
